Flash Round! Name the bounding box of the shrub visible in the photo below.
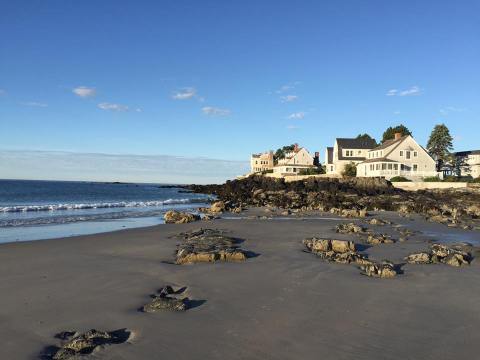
[423,176,441,182]
[443,175,473,182]
[342,162,357,177]
[390,176,411,182]
[261,169,273,174]
[471,177,480,183]
[299,167,324,175]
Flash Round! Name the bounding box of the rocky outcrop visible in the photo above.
[143,285,190,312]
[164,210,200,224]
[175,228,248,264]
[405,244,473,267]
[365,218,391,226]
[366,233,395,245]
[336,222,366,234]
[186,176,480,230]
[360,261,399,278]
[45,329,130,360]
[303,238,370,265]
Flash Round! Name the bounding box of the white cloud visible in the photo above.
[286,125,300,130]
[275,81,301,94]
[386,86,422,97]
[202,106,231,116]
[440,106,466,115]
[394,110,401,115]
[97,102,129,112]
[287,111,305,119]
[281,95,298,102]
[21,101,48,107]
[172,87,197,100]
[135,108,142,112]
[73,86,96,98]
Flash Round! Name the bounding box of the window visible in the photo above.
[394,164,398,170]
[376,164,380,170]
[413,164,418,172]
[388,163,393,170]
[330,166,334,171]
[382,163,386,170]
[400,151,403,157]
[414,151,418,157]
[358,150,361,155]
[406,151,411,159]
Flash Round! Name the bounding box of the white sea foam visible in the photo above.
[0,198,210,213]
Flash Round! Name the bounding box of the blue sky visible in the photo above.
[1,0,479,182]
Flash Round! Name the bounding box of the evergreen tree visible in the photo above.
[426,124,453,172]
[342,162,357,177]
[356,133,377,146]
[381,125,412,143]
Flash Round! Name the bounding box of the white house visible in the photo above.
[454,150,480,178]
[273,144,315,176]
[250,151,274,173]
[325,137,377,176]
[356,133,440,180]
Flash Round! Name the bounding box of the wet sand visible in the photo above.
[1,210,479,359]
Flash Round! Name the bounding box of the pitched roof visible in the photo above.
[336,138,377,149]
[370,135,407,151]
[455,150,480,156]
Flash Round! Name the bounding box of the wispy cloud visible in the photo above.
[275,81,301,94]
[21,101,48,107]
[440,106,467,115]
[387,86,422,97]
[97,102,129,112]
[202,106,231,116]
[281,95,298,103]
[287,111,305,119]
[73,86,96,98]
[0,89,6,96]
[394,110,401,115]
[172,87,197,100]
[286,125,300,130]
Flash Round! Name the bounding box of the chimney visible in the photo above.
[394,132,402,140]
[294,143,299,152]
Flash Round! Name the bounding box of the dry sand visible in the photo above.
[1,210,479,359]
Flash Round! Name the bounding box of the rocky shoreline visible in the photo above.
[186,176,480,230]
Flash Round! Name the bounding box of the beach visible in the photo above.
[1,209,479,360]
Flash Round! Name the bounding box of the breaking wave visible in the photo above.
[0,198,211,213]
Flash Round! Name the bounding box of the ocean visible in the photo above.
[0,179,212,243]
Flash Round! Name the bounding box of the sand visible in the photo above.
[1,210,479,359]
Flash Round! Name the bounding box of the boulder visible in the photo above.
[303,238,356,254]
[360,261,398,278]
[366,233,395,245]
[164,210,200,224]
[143,286,189,312]
[405,252,431,264]
[405,244,472,267]
[336,222,366,234]
[48,329,130,360]
[210,201,226,213]
[175,228,248,265]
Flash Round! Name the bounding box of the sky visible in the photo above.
[1,0,479,182]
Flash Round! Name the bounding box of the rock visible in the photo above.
[360,261,398,278]
[48,329,130,360]
[231,207,243,213]
[336,222,366,234]
[164,210,200,224]
[366,233,395,245]
[303,238,356,253]
[210,201,226,213]
[405,244,472,267]
[175,228,248,265]
[143,286,188,312]
[405,252,431,264]
[366,218,391,225]
[281,209,292,216]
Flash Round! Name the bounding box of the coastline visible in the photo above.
[1,209,479,359]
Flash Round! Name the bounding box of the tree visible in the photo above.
[273,144,295,164]
[381,125,412,143]
[426,124,453,172]
[356,133,378,146]
[342,162,357,177]
[446,153,471,177]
